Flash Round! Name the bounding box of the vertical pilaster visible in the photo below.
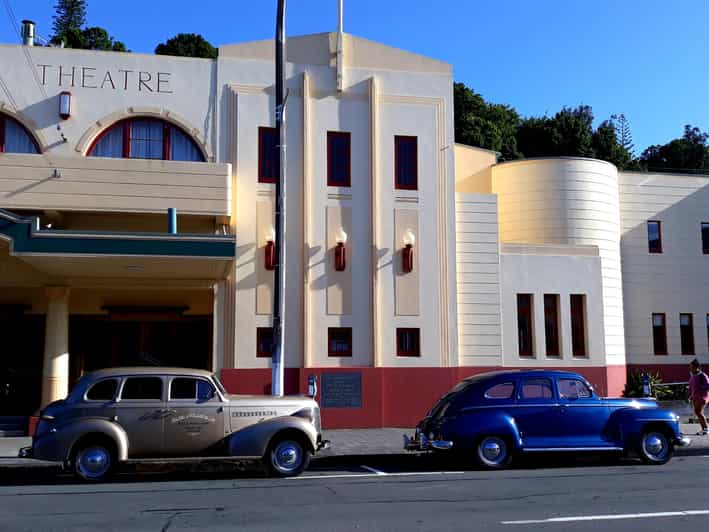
[41,286,70,408]
[302,72,313,367]
[369,76,381,367]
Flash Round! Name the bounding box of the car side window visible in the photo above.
[558,378,592,399]
[520,378,554,399]
[170,377,215,401]
[120,377,163,401]
[484,382,515,399]
[86,379,119,401]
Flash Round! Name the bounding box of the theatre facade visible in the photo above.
[0,30,707,431]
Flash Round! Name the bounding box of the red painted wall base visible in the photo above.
[627,363,693,384]
[221,365,627,429]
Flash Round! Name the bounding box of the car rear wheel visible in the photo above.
[638,430,673,465]
[265,437,311,477]
[72,442,116,482]
[476,436,512,469]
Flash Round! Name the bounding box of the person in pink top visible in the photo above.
[689,359,709,435]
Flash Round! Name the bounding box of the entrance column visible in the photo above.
[41,286,70,408]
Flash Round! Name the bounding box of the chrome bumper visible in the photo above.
[403,433,453,452]
[317,439,331,451]
[676,435,692,447]
[18,446,32,458]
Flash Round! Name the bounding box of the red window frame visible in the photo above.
[652,313,667,355]
[0,114,40,153]
[647,220,663,254]
[327,131,351,187]
[702,222,709,254]
[543,294,561,357]
[328,327,352,357]
[570,294,587,357]
[394,135,418,190]
[256,327,274,358]
[258,126,278,184]
[516,294,534,357]
[396,328,421,357]
[87,118,203,161]
[680,313,695,355]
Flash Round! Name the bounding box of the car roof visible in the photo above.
[82,367,215,379]
[462,369,586,383]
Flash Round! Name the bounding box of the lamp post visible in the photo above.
[271,0,287,396]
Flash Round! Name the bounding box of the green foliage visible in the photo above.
[640,125,709,173]
[623,371,686,400]
[51,0,86,38]
[155,33,217,59]
[50,0,128,52]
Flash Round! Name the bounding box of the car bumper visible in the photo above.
[317,439,331,452]
[403,433,453,452]
[18,446,32,458]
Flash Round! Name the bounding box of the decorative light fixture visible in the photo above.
[334,227,348,271]
[264,227,276,271]
[59,91,71,120]
[402,228,416,273]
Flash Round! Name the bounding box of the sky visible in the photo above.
[2,0,708,153]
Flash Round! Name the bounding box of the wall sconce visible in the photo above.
[264,227,276,271]
[59,91,71,120]
[402,229,416,273]
[334,227,348,272]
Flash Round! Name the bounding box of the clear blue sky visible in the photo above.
[2,0,708,153]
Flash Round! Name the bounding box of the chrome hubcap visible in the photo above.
[273,441,303,472]
[479,437,507,465]
[643,432,668,460]
[77,446,111,479]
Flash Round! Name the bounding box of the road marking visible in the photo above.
[502,509,709,525]
[360,465,387,476]
[292,470,466,480]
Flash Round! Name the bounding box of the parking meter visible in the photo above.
[641,373,651,397]
[307,374,318,398]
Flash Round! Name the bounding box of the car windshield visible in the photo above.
[212,373,228,396]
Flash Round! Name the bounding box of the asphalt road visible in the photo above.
[1,452,709,531]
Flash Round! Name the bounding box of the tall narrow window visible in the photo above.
[570,294,587,357]
[396,328,420,357]
[647,221,662,253]
[394,136,418,190]
[256,327,274,358]
[258,127,278,183]
[0,113,40,154]
[702,223,709,254]
[328,327,352,357]
[543,294,561,357]
[327,131,351,187]
[680,313,694,355]
[706,314,709,353]
[652,313,667,355]
[517,294,534,357]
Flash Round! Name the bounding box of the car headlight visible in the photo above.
[428,432,435,440]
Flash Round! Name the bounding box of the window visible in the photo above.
[652,313,668,355]
[706,315,709,352]
[0,114,39,154]
[394,136,418,190]
[647,221,662,253]
[258,126,278,183]
[680,313,694,355]
[86,379,118,401]
[88,118,204,161]
[702,223,709,254]
[484,382,515,399]
[120,377,162,400]
[170,378,214,401]
[328,327,352,357]
[520,378,553,399]
[327,131,351,186]
[557,378,592,399]
[516,294,534,357]
[570,294,587,357]
[396,328,420,357]
[544,294,561,357]
[257,327,274,358]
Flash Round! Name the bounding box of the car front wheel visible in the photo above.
[638,430,673,465]
[266,437,311,477]
[72,442,116,482]
[476,436,512,469]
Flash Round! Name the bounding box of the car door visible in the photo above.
[163,376,227,456]
[553,377,612,447]
[115,376,166,458]
[513,377,556,448]
[81,377,120,420]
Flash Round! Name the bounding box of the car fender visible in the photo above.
[33,417,129,463]
[608,406,681,446]
[225,416,318,458]
[444,410,523,451]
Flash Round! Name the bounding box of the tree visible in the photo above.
[81,27,127,52]
[155,33,217,59]
[612,114,635,156]
[640,125,709,172]
[51,0,86,39]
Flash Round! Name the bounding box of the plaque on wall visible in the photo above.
[321,372,362,408]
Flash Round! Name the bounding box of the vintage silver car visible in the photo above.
[20,367,329,481]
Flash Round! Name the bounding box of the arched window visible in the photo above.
[0,114,40,154]
[88,118,205,162]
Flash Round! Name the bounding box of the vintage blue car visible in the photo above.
[404,370,690,468]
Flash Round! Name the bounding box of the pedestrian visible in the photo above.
[689,359,709,436]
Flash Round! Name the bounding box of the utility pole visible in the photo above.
[271,0,287,396]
